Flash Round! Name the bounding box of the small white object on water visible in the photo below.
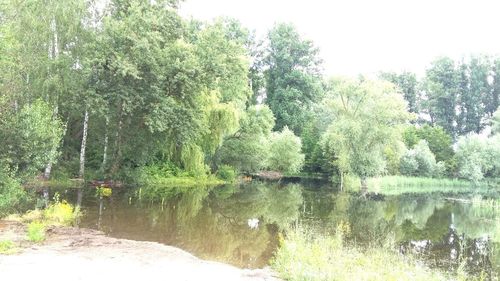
[247,218,259,229]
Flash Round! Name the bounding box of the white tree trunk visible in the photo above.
[101,115,109,172]
[43,105,59,180]
[43,17,60,180]
[79,110,89,178]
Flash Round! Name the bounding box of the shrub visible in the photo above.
[0,240,17,254]
[267,127,305,174]
[0,169,28,218]
[399,153,419,176]
[217,136,269,173]
[403,125,454,163]
[399,140,439,177]
[272,226,446,281]
[43,197,80,226]
[455,134,499,182]
[216,165,237,182]
[27,221,45,243]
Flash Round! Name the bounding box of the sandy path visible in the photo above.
[0,221,280,281]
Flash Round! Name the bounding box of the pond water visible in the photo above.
[48,180,499,277]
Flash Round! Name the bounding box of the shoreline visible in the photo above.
[0,220,280,281]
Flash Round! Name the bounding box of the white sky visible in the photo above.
[179,0,500,77]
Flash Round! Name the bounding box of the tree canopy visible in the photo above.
[320,78,413,189]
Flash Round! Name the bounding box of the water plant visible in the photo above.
[272,225,448,281]
[365,176,492,195]
[96,186,112,198]
[43,194,81,226]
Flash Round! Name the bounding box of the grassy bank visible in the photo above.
[1,198,81,251]
[365,176,494,195]
[272,227,446,281]
[272,226,481,281]
[137,175,225,188]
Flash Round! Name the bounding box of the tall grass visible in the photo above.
[366,176,492,195]
[272,226,449,281]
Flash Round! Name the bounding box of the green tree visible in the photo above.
[399,140,442,177]
[421,57,459,137]
[403,125,454,163]
[267,127,305,174]
[264,23,323,134]
[379,71,419,113]
[492,107,500,135]
[487,59,500,118]
[321,78,412,191]
[455,134,499,182]
[1,0,90,179]
[0,100,64,178]
[216,105,275,173]
[457,56,489,134]
[88,2,252,177]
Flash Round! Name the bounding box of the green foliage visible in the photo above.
[492,107,500,135]
[383,141,406,175]
[43,197,81,226]
[405,125,454,162]
[264,23,323,134]
[366,176,483,195]
[0,240,17,255]
[399,152,419,176]
[320,78,412,183]
[272,226,446,281]
[0,168,28,218]
[96,187,112,198]
[27,221,45,243]
[379,71,419,113]
[216,165,237,182]
[421,57,460,136]
[0,100,64,178]
[133,162,224,188]
[180,144,207,177]
[267,127,305,174]
[216,105,275,173]
[400,140,441,177]
[301,119,333,174]
[455,134,500,182]
[239,105,275,136]
[217,136,269,173]
[421,55,498,137]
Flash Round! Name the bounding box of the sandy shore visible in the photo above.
[0,221,280,281]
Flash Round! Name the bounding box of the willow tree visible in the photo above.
[321,78,412,192]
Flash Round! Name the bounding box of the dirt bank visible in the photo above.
[0,221,280,281]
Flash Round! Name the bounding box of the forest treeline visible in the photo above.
[0,0,499,196]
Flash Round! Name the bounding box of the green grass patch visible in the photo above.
[366,176,494,195]
[0,240,17,254]
[138,174,225,188]
[272,226,483,281]
[27,221,45,243]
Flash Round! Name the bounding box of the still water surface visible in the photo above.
[52,180,499,277]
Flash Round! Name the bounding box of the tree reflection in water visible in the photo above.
[50,181,498,276]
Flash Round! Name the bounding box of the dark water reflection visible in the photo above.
[51,181,499,277]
